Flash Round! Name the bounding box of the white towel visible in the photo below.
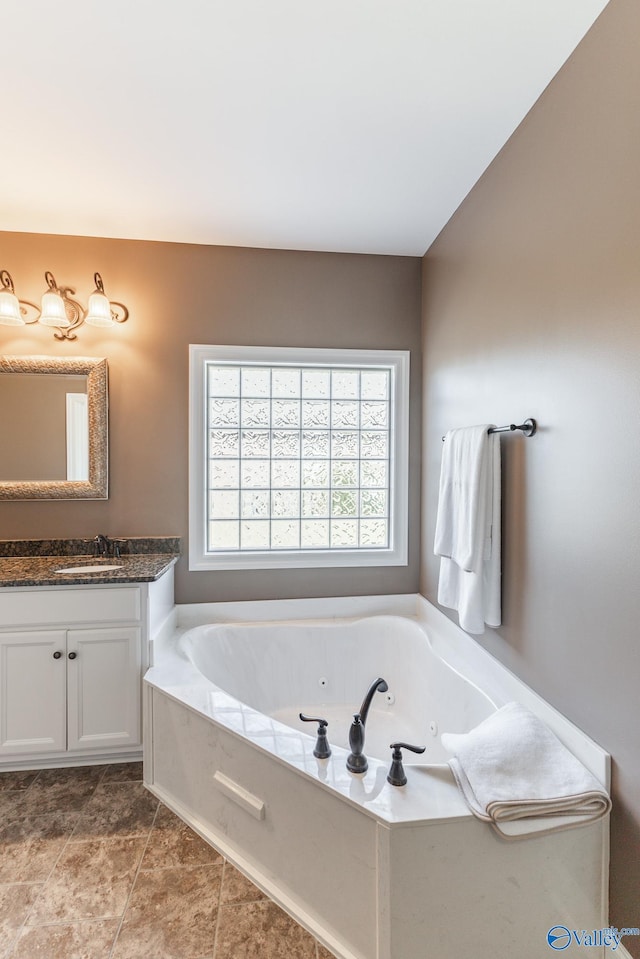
[441,703,611,840]
[434,425,501,633]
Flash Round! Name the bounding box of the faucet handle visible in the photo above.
[93,533,110,557]
[110,538,126,558]
[387,742,426,787]
[299,713,331,759]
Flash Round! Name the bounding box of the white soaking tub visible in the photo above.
[143,594,610,959]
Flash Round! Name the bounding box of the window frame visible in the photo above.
[188,344,409,571]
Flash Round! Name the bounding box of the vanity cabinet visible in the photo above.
[0,571,174,768]
[0,626,140,755]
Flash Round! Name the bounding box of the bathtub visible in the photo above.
[177,613,497,764]
[144,594,610,959]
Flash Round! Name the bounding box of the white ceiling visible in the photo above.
[1,0,608,256]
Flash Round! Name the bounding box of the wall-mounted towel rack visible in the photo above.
[442,418,537,441]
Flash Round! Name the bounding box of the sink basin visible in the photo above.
[54,565,124,574]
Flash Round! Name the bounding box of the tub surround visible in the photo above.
[145,594,610,959]
[0,537,179,588]
[152,592,609,785]
[146,595,610,824]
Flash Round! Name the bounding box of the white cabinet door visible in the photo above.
[0,630,67,755]
[67,627,141,751]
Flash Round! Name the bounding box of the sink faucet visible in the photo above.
[94,533,110,557]
[346,677,388,774]
[93,534,124,559]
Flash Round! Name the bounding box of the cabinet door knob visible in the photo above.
[53,650,62,660]
[68,651,77,660]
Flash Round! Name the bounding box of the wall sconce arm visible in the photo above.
[0,269,129,340]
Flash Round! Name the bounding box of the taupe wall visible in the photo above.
[421,0,639,944]
[0,234,422,602]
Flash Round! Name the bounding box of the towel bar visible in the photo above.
[442,418,537,441]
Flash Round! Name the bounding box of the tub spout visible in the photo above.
[346,677,388,774]
[358,677,389,727]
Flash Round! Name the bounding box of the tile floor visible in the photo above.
[0,763,337,959]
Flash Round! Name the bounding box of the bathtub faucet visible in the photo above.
[346,677,388,774]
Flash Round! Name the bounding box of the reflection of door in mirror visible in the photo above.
[66,392,89,480]
[0,373,88,481]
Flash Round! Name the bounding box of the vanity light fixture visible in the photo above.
[0,269,129,341]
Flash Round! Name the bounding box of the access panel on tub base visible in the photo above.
[145,686,608,959]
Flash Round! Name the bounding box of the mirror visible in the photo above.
[0,356,108,500]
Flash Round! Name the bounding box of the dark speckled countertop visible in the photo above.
[0,537,180,588]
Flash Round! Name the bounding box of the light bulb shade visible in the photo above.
[85,291,114,327]
[40,290,70,328]
[0,289,24,325]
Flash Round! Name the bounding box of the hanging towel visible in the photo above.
[441,703,611,840]
[434,425,501,633]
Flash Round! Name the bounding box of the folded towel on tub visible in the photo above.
[441,702,611,839]
[434,424,501,634]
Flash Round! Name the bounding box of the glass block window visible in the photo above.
[189,346,409,571]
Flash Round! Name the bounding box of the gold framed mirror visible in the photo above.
[0,356,108,500]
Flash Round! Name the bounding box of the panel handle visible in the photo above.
[213,770,265,821]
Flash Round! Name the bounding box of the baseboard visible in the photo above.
[0,749,142,772]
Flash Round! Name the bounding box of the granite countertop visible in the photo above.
[0,537,180,588]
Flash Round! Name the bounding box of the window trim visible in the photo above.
[189,344,409,571]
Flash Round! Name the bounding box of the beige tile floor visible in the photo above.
[0,763,337,959]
